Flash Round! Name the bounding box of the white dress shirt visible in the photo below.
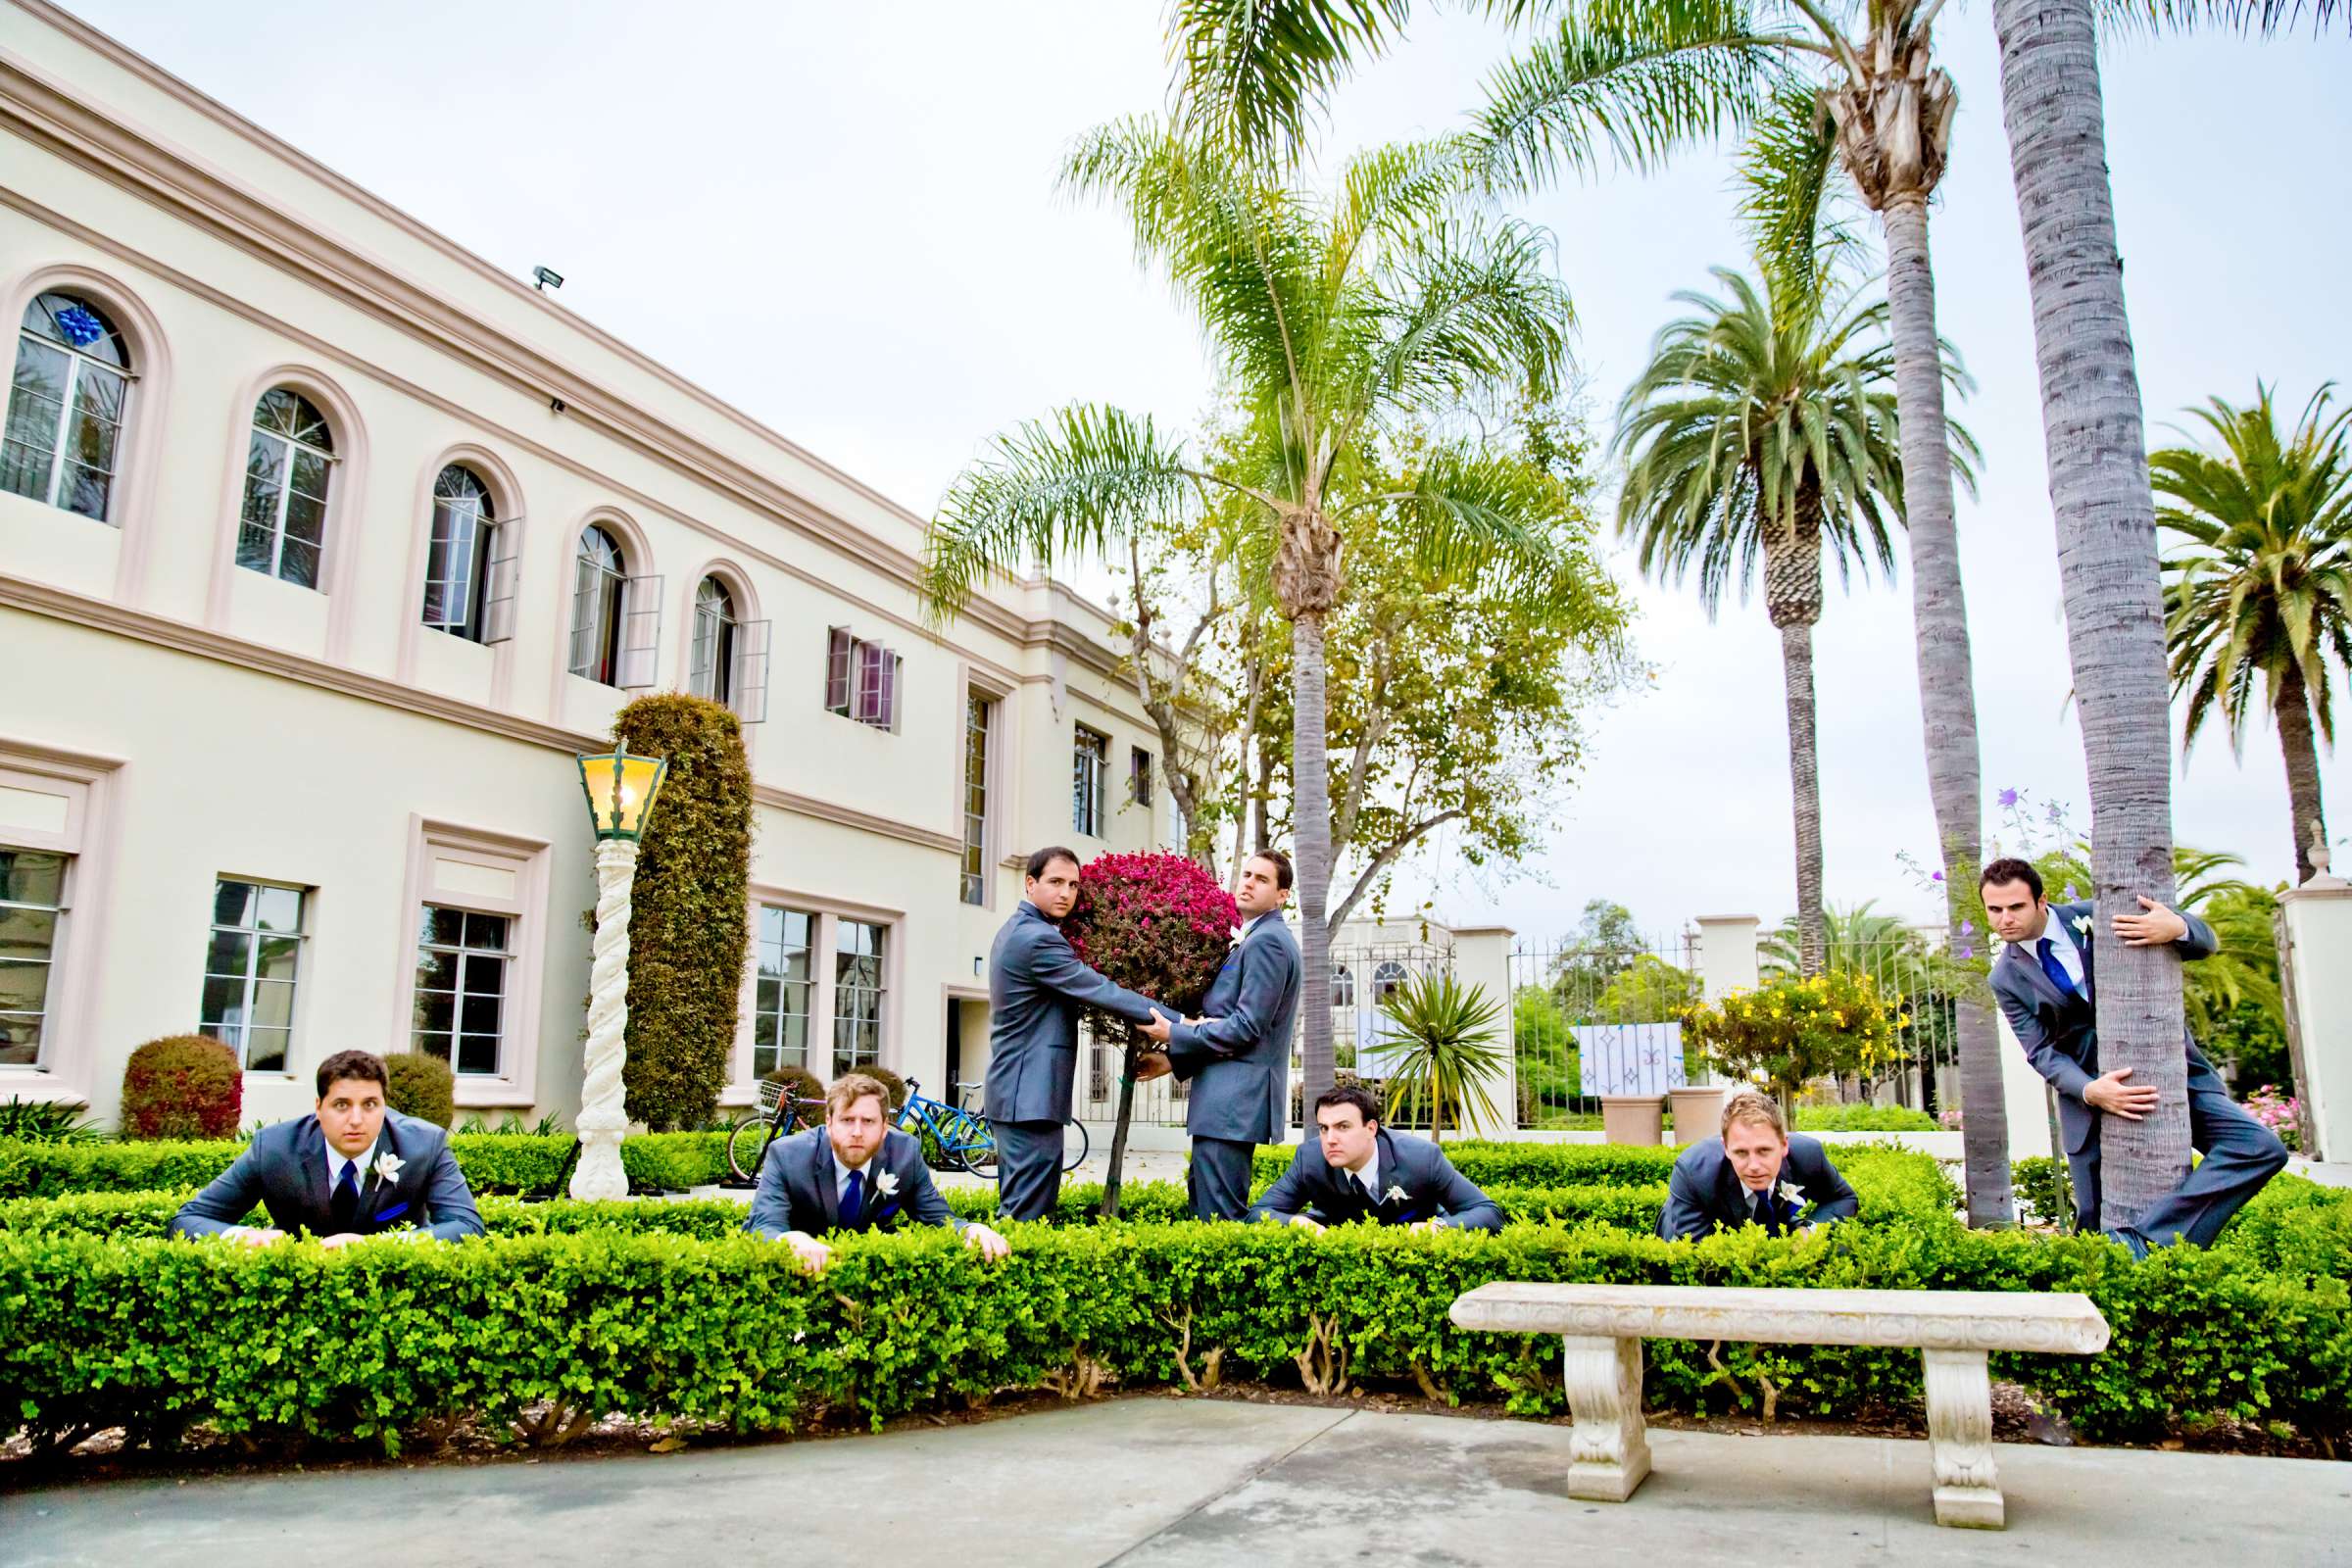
[830,1147,877,1206]
[1344,1149,1381,1202]
[326,1146,368,1194]
[2034,907,2088,992]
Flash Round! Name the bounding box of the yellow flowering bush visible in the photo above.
[1682,970,1904,1100]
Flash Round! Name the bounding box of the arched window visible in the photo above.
[239,388,334,588]
[688,575,736,705]
[3,292,132,521]
[569,525,628,685]
[1331,963,1355,1010]
[1373,960,1409,1004]
[420,465,513,643]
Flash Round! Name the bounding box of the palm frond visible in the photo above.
[1166,0,1418,165]
[1736,78,1854,320]
[2095,0,2344,37]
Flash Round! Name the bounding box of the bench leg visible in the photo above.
[1560,1334,1650,1502]
[1922,1348,2003,1529]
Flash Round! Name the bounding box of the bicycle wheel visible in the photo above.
[726,1115,776,1184]
[1060,1117,1090,1173]
[952,1112,1000,1178]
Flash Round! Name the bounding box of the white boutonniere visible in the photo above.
[1776,1180,1803,1207]
[2072,914,2093,937]
[873,1170,901,1200]
[1384,1184,1408,1205]
[370,1152,405,1187]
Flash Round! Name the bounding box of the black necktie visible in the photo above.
[840,1167,865,1228]
[330,1160,359,1231]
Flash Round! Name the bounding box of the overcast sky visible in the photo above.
[51,1,2351,947]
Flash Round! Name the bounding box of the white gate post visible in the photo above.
[2279,849,2352,1161]
[1450,925,1517,1135]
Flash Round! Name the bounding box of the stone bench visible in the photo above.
[1448,1282,2110,1529]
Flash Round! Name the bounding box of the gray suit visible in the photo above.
[1168,913,1299,1219]
[1248,1128,1503,1231]
[985,901,1166,1220]
[745,1126,961,1239]
[1658,1134,1859,1241]
[1990,899,2285,1250]
[170,1110,483,1242]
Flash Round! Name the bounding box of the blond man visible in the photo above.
[1658,1091,1858,1241]
[745,1071,1009,1273]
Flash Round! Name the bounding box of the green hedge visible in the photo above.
[4,1194,2344,1455]
[0,1133,733,1200]
[1792,1104,1942,1133]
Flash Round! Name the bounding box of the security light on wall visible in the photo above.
[532,266,564,291]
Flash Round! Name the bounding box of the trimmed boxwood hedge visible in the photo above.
[0,1132,734,1200]
[3,1181,2344,1456]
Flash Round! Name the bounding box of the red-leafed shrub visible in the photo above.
[120,1035,242,1141]
[1062,852,1240,1046]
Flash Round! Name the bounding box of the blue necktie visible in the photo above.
[840,1167,865,1228]
[330,1160,359,1230]
[2037,938,2080,1000]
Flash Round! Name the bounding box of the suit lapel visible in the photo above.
[811,1134,841,1228]
[295,1117,332,1228]
[358,1121,400,1227]
[2003,941,2070,1012]
[1714,1149,1752,1228]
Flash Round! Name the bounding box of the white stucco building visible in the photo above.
[0,0,1179,1127]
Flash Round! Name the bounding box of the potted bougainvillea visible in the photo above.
[1062,851,1239,1216]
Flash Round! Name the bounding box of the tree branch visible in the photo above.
[1327,807,1468,934]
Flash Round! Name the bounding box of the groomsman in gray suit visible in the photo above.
[1250,1084,1504,1232]
[1136,848,1300,1219]
[1984,857,2285,1256]
[985,846,1176,1220]
[171,1050,483,1244]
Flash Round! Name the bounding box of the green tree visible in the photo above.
[1592,953,1702,1020]
[921,125,1585,1102]
[1615,266,1962,974]
[610,695,753,1132]
[1512,984,1583,1123]
[2156,383,2352,886]
[1547,897,1645,1007]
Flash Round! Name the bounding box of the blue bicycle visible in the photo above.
[895,1079,1089,1176]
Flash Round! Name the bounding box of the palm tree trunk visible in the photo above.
[1294,610,1336,1111]
[1994,0,2190,1231]
[1777,617,1828,978]
[1881,192,2015,1228]
[2274,662,2328,884]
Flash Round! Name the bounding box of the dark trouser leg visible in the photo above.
[992,1119,1064,1222]
[2125,1064,2290,1250]
[1189,1137,1255,1221]
[2067,1139,2102,1234]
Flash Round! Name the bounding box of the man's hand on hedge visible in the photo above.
[318,1232,367,1250]
[1288,1214,1325,1235]
[963,1222,1010,1262]
[782,1231,833,1273]
[228,1226,287,1247]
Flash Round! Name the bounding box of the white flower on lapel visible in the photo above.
[371,1152,406,1187]
[1776,1180,1803,1207]
[873,1170,901,1200]
[1384,1184,1408,1205]
[2072,914,2093,937]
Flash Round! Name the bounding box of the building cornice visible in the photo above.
[0,574,960,857]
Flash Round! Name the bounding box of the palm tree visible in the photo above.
[2154,384,2352,885]
[1165,0,2014,1225]
[1379,971,1510,1140]
[1614,266,1967,974]
[1990,0,2344,1230]
[920,125,1581,1102]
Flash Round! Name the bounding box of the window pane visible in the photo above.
[211,879,257,929]
[199,974,248,1029]
[289,447,329,504]
[420,906,465,947]
[0,1011,43,1066]
[415,948,458,992]
[0,959,50,1012]
[203,929,252,978]
[0,850,66,906]
[245,1027,290,1075]
[416,1032,452,1064]
[460,993,502,1034]
[256,934,301,983]
[61,462,111,520]
[279,538,321,591]
[413,989,454,1037]
[464,911,509,952]
[250,979,296,1030]
[457,1033,500,1075]
[236,517,277,573]
[463,953,508,997]
[0,907,60,962]
[254,886,303,933]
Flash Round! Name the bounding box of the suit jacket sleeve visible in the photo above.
[1799,1143,1859,1224]
[1168,938,1289,1071]
[2175,907,2219,961]
[419,1138,484,1241]
[901,1152,967,1233]
[745,1144,801,1241]
[1658,1154,1714,1242]
[1428,1150,1504,1232]
[1992,962,2097,1102]
[1246,1151,1316,1223]
[169,1145,270,1238]
[1028,928,1165,1025]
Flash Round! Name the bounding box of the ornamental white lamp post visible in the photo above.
[571,745,669,1200]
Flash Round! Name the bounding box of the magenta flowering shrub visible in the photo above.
[1062,852,1239,1046]
[2242,1084,2303,1152]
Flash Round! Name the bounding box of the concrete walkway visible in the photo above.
[5,1398,2346,1567]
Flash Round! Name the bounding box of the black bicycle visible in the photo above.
[725,1077,826,1184]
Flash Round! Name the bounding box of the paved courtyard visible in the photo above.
[5,1398,2346,1567]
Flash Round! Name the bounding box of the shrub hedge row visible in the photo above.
[4,1183,2344,1456]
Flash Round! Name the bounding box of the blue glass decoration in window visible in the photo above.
[55,304,106,347]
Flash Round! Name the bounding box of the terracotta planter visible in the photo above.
[1599,1095,1666,1147]
[1668,1086,1728,1145]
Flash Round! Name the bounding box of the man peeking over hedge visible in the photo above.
[1250,1084,1503,1232]
[170,1049,485,1245]
[747,1071,1010,1273]
[1658,1090,1858,1242]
